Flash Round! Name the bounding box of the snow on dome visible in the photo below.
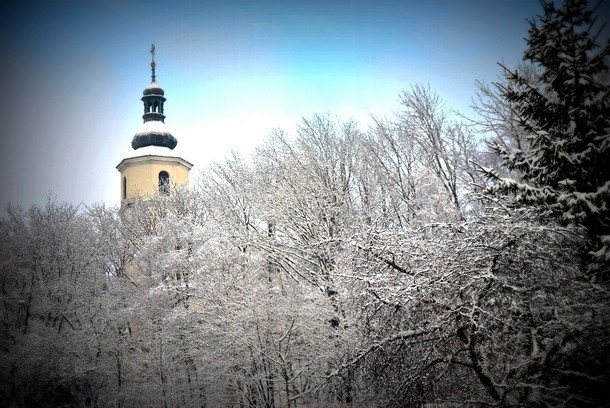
[134,120,172,137]
[143,81,165,96]
[132,120,177,150]
[128,144,183,157]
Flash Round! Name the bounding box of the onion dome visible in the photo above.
[132,120,177,150]
[143,81,165,96]
[131,44,177,150]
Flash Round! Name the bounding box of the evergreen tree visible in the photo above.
[482,0,610,271]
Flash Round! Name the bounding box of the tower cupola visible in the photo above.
[131,44,177,150]
[117,44,193,207]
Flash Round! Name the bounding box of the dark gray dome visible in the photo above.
[143,81,165,96]
[132,121,177,150]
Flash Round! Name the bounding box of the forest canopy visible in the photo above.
[1,0,608,407]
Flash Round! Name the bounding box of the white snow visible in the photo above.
[134,120,172,137]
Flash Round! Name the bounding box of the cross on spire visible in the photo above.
[150,43,156,82]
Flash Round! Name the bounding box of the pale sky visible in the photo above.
[1,0,605,212]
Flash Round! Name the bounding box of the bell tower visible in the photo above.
[116,45,193,205]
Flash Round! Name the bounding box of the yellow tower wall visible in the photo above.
[116,155,193,204]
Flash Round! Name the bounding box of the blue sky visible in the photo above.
[0,0,605,211]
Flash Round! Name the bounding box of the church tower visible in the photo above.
[116,45,193,205]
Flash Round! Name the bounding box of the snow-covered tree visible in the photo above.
[471,64,542,179]
[252,115,360,289]
[0,200,113,407]
[479,0,610,269]
[336,208,609,406]
[398,84,481,220]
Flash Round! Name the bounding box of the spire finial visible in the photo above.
[150,43,156,82]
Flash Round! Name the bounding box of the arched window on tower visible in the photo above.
[159,171,170,196]
[122,177,127,200]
